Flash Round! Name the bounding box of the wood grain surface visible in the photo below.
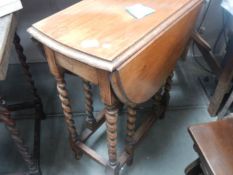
[28,0,202,71]
[110,2,202,104]
[189,118,233,175]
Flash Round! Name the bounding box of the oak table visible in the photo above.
[28,0,203,174]
[0,14,44,174]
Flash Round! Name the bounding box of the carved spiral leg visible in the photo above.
[105,105,119,175]
[55,74,82,159]
[125,105,137,166]
[14,33,45,171]
[0,99,38,174]
[82,80,97,130]
[14,32,45,120]
[160,73,174,119]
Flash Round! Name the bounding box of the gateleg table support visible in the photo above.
[125,105,137,166]
[82,79,97,130]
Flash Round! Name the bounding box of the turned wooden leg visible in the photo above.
[125,105,137,166]
[0,99,39,174]
[14,32,45,120]
[105,104,120,175]
[82,79,97,130]
[160,73,173,119]
[14,33,45,170]
[55,72,83,159]
[44,47,82,159]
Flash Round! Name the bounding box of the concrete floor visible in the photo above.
[0,57,216,175]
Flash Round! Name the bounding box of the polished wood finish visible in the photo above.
[55,53,98,85]
[32,0,200,61]
[28,0,202,71]
[188,117,233,175]
[28,0,203,174]
[110,4,201,104]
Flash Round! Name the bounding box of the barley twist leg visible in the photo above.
[55,76,82,159]
[82,80,97,130]
[125,105,137,166]
[0,98,38,174]
[105,105,120,175]
[14,33,45,120]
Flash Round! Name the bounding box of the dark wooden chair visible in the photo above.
[185,115,233,175]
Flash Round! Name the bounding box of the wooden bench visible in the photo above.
[185,115,233,175]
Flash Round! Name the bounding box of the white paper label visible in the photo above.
[126,4,155,19]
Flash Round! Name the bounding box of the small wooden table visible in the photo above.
[28,0,203,174]
[0,14,44,175]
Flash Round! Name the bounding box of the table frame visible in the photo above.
[44,46,172,175]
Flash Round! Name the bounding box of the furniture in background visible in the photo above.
[185,114,233,175]
[28,0,203,174]
[0,14,44,174]
[191,9,233,117]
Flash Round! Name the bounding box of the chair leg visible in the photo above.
[105,104,120,175]
[82,79,97,130]
[0,98,39,175]
[125,105,137,166]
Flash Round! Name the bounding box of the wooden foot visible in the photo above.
[105,104,119,167]
[82,79,97,130]
[125,105,136,166]
[105,162,120,175]
[0,99,39,174]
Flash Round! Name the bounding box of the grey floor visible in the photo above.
[0,57,216,175]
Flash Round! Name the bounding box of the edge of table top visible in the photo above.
[188,117,233,175]
[28,0,202,71]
